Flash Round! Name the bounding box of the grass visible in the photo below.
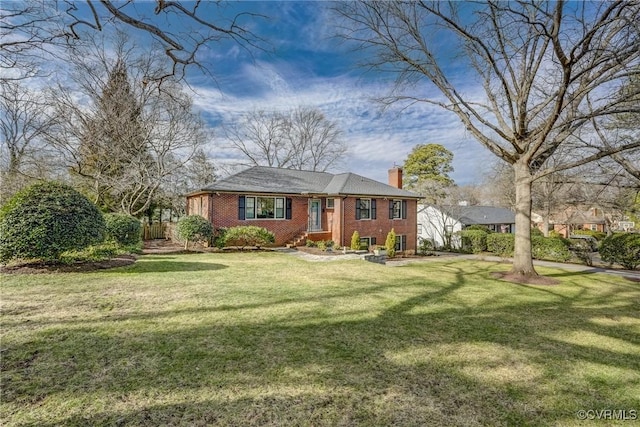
[1,252,639,426]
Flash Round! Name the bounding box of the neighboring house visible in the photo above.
[186,166,420,251]
[532,207,606,237]
[418,204,515,249]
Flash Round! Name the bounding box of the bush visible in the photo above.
[572,229,606,241]
[486,233,515,257]
[459,229,488,254]
[600,233,640,270]
[385,228,396,258]
[531,236,572,262]
[224,226,275,249]
[465,225,493,233]
[213,227,228,249]
[418,238,435,256]
[570,239,594,266]
[176,215,213,250]
[531,227,544,237]
[104,213,141,246]
[306,239,317,247]
[351,231,360,250]
[0,182,105,262]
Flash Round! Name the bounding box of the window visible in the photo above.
[358,199,371,219]
[389,200,407,219]
[243,196,286,219]
[417,224,423,234]
[245,196,255,219]
[359,236,376,250]
[356,198,376,220]
[590,224,598,231]
[326,198,335,209]
[394,235,407,251]
[275,198,285,219]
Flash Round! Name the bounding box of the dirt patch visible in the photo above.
[0,255,137,275]
[142,239,191,255]
[491,271,561,286]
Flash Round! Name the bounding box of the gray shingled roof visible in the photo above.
[435,205,515,225]
[191,166,419,198]
[455,206,515,225]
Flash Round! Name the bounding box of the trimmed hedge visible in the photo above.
[224,226,275,249]
[485,233,572,262]
[531,236,572,262]
[177,215,213,250]
[0,182,105,262]
[459,229,488,254]
[104,213,142,246]
[487,233,514,257]
[600,233,640,270]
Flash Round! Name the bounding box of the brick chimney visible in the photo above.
[388,167,403,189]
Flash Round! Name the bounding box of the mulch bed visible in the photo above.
[0,255,137,275]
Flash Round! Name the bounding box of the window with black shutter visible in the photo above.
[285,198,292,219]
[238,196,245,220]
[356,198,372,220]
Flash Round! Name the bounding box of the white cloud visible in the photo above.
[191,59,493,186]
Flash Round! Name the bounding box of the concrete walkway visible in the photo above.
[275,248,640,281]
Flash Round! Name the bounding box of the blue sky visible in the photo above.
[177,1,494,185]
[13,1,493,186]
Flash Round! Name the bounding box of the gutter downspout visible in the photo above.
[341,195,348,248]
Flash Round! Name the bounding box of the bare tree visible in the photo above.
[226,107,347,172]
[337,1,640,277]
[2,1,266,83]
[0,1,67,81]
[0,81,60,201]
[48,38,208,216]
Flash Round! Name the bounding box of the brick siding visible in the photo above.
[187,193,417,250]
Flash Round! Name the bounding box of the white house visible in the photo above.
[418,204,515,249]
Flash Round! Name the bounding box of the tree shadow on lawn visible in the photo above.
[104,255,228,274]
[3,265,639,426]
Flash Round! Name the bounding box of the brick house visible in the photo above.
[532,207,607,237]
[186,166,420,251]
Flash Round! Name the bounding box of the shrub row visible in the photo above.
[223,225,275,249]
[459,229,488,254]
[305,240,335,251]
[0,182,148,263]
[600,233,640,270]
[486,232,573,262]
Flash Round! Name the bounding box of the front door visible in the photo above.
[309,199,322,231]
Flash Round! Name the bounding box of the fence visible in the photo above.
[143,223,168,240]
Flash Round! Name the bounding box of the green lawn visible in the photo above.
[1,252,639,426]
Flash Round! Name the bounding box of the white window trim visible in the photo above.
[245,196,286,220]
[326,198,335,209]
[359,236,372,249]
[392,200,403,219]
[359,198,372,220]
[394,234,406,251]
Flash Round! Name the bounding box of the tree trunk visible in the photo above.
[511,161,538,276]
